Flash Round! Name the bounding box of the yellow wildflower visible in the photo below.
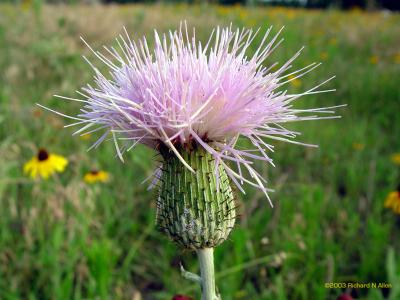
[286,10,296,20]
[369,55,379,65]
[314,30,324,37]
[350,6,363,14]
[80,133,92,140]
[84,170,109,184]
[320,52,328,61]
[391,153,400,165]
[23,149,68,179]
[384,191,400,214]
[237,8,248,20]
[393,53,400,64]
[21,0,32,11]
[288,75,302,88]
[216,6,230,17]
[329,38,337,46]
[352,143,364,151]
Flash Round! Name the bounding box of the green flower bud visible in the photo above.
[156,145,236,250]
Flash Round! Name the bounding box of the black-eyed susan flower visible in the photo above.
[23,148,68,179]
[83,170,109,184]
[44,24,342,300]
[384,190,400,214]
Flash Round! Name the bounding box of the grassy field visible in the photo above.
[0,3,400,300]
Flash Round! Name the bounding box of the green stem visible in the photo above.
[197,248,219,300]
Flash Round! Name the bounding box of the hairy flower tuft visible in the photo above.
[45,24,341,203]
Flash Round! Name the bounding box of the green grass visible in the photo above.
[0,3,400,300]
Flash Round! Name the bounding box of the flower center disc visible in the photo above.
[37,149,49,161]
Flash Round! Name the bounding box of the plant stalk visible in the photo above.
[197,248,218,300]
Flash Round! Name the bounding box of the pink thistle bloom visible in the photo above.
[44,24,341,204]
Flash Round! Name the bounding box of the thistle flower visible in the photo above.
[23,148,68,179]
[44,24,340,299]
[83,169,110,184]
[46,25,338,200]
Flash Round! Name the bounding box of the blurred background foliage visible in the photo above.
[3,0,400,10]
[0,1,400,300]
